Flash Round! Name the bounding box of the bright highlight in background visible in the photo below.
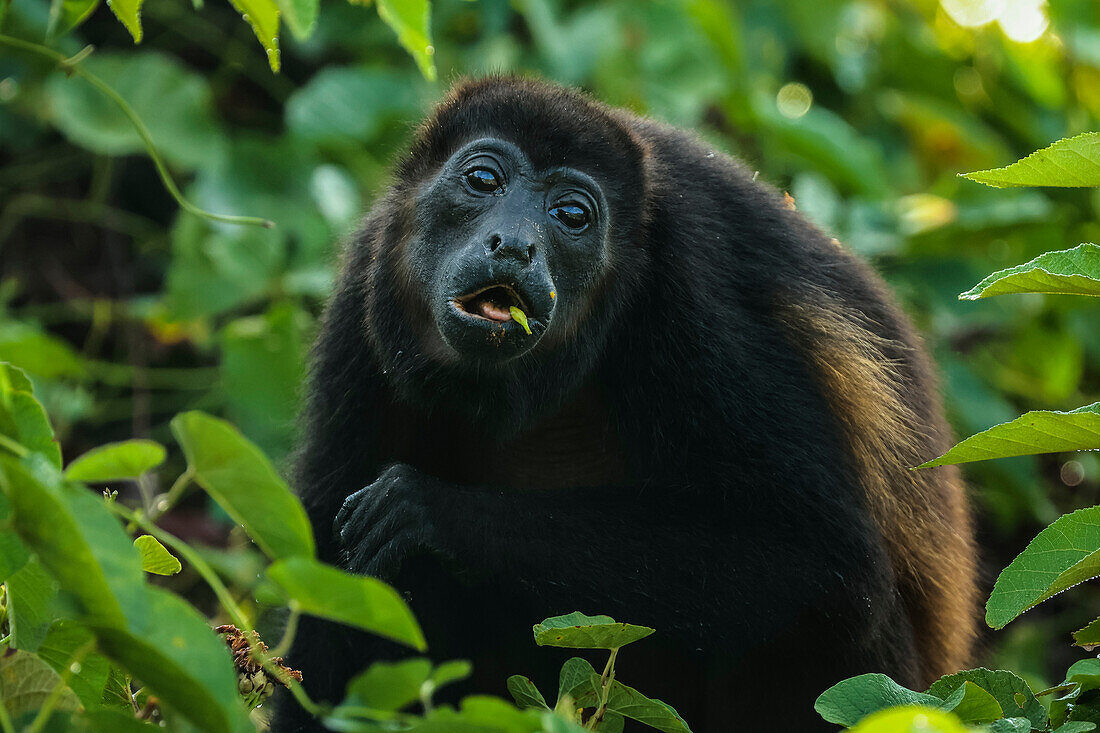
[777,82,813,119]
[941,0,1050,43]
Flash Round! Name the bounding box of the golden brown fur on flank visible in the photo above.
[780,291,978,686]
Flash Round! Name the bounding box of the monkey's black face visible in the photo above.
[408,137,611,362]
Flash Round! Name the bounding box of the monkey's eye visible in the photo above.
[549,203,590,230]
[465,168,503,193]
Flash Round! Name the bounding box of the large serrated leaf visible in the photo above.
[928,669,1045,728]
[65,439,166,482]
[960,244,1100,300]
[171,411,314,560]
[376,0,436,80]
[266,556,425,650]
[815,673,943,727]
[226,0,281,71]
[0,649,80,719]
[987,507,1100,629]
[916,403,1100,468]
[533,612,655,650]
[961,133,1100,188]
[106,0,144,41]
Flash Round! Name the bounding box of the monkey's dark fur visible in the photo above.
[275,78,976,732]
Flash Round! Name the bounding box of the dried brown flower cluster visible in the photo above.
[215,624,302,709]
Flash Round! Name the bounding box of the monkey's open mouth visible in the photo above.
[452,285,528,323]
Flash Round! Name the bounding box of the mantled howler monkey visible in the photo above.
[275,78,976,731]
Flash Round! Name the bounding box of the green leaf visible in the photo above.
[509,307,532,335]
[134,535,181,575]
[106,0,144,41]
[1053,723,1099,733]
[0,328,85,381]
[65,440,166,482]
[266,557,425,650]
[171,411,314,560]
[987,506,1100,629]
[935,681,1002,724]
[45,52,225,170]
[989,719,1034,733]
[557,657,597,706]
[285,68,427,144]
[815,673,942,727]
[410,695,546,732]
[1049,659,1100,728]
[376,0,436,80]
[79,710,161,732]
[533,612,655,650]
[848,706,970,733]
[961,133,1100,188]
[928,669,1045,728]
[0,362,62,469]
[428,660,472,692]
[0,649,80,720]
[0,490,30,582]
[341,658,432,712]
[600,679,692,733]
[507,675,550,710]
[916,403,1100,468]
[225,0,281,71]
[960,244,1100,300]
[89,586,252,733]
[0,453,144,626]
[1074,617,1100,647]
[46,0,100,38]
[221,304,305,460]
[272,0,315,38]
[6,557,60,652]
[37,621,112,711]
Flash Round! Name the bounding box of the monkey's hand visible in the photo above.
[334,462,456,579]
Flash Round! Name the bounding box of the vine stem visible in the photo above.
[104,501,324,717]
[0,34,274,230]
[586,648,618,731]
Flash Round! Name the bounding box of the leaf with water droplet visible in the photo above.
[509,306,532,335]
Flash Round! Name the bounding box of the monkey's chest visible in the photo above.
[397,390,627,490]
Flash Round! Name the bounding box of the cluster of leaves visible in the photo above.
[814,134,1100,731]
[0,358,692,731]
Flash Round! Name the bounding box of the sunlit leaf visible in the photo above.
[134,535,182,575]
[960,244,1100,299]
[987,506,1100,629]
[962,132,1100,188]
[848,706,969,733]
[935,681,1002,724]
[65,440,166,482]
[225,0,281,71]
[106,0,144,42]
[376,0,435,80]
[916,403,1100,468]
[267,556,425,650]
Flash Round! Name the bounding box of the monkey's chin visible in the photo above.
[436,301,548,362]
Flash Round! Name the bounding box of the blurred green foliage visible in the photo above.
[1,0,1099,691]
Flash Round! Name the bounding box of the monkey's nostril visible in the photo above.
[487,234,502,252]
[526,244,536,261]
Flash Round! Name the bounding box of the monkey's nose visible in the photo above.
[487,234,536,266]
